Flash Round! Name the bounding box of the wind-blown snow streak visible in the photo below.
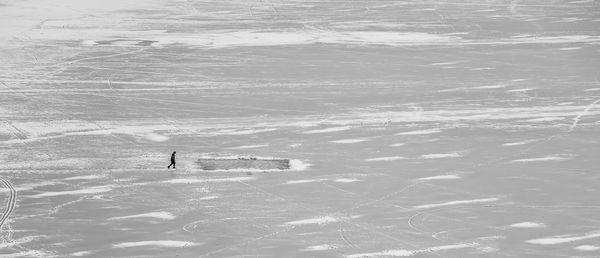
[509,222,546,228]
[227,144,268,149]
[113,240,198,248]
[346,243,475,257]
[29,185,112,198]
[164,177,254,184]
[330,138,369,144]
[419,153,462,159]
[526,231,600,245]
[396,129,442,135]
[502,139,538,146]
[3,105,600,145]
[366,156,406,162]
[63,175,104,181]
[302,244,338,251]
[417,175,461,181]
[108,212,176,221]
[304,126,352,134]
[510,155,572,162]
[413,198,498,209]
[17,26,600,48]
[285,179,328,185]
[334,178,360,183]
[575,245,600,251]
[284,215,360,227]
[285,216,340,226]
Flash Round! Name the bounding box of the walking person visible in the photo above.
[167,151,176,169]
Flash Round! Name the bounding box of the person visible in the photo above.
[167,151,176,169]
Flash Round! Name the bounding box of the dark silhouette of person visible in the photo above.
[168,151,176,169]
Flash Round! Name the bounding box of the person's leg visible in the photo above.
[173,162,176,169]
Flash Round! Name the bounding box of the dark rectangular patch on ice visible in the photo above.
[196,157,290,171]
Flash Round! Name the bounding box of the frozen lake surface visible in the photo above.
[1,0,600,257]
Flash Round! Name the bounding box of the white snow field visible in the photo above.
[1,0,600,257]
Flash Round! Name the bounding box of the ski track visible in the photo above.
[0,179,17,229]
[569,98,600,131]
